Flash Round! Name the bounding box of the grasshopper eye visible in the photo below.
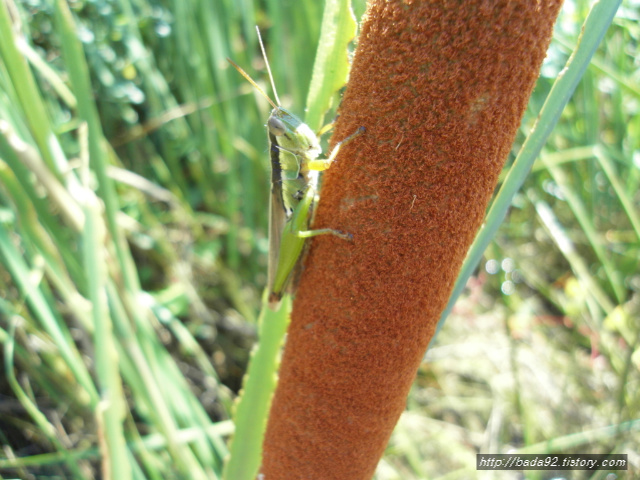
[268,117,287,136]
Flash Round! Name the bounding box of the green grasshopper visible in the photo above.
[228,30,363,310]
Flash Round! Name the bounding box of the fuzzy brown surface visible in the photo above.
[261,0,563,478]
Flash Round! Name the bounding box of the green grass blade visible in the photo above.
[305,0,358,131]
[0,0,58,171]
[4,318,90,480]
[515,419,640,454]
[0,414,233,471]
[595,147,640,242]
[222,297,291,480]
[0,223,99,404]
[541,154,625,306]
[528,191,614,318]
[54,0,140,295]
[82,191,131,479]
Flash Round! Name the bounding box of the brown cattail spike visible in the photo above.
[262,1,564,478]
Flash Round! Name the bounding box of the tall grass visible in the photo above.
[0,0,637,478]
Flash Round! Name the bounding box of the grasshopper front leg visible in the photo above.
[306,126,366,172]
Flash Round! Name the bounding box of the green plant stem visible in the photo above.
[222,296,291,480]
[82,192,130,480]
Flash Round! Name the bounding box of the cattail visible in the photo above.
[262,1,564,478]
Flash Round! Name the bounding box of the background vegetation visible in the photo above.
[0,0,637,478]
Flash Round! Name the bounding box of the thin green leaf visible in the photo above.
[305,0,358,131]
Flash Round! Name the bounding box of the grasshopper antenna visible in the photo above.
[226,57,278,110]
[256,26,281,107]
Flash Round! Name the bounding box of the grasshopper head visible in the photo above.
[268,107,321,160]
[226,56,321,160]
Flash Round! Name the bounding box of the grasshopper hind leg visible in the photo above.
[268,227,352,309]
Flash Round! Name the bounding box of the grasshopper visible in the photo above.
[228,29,363,310]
